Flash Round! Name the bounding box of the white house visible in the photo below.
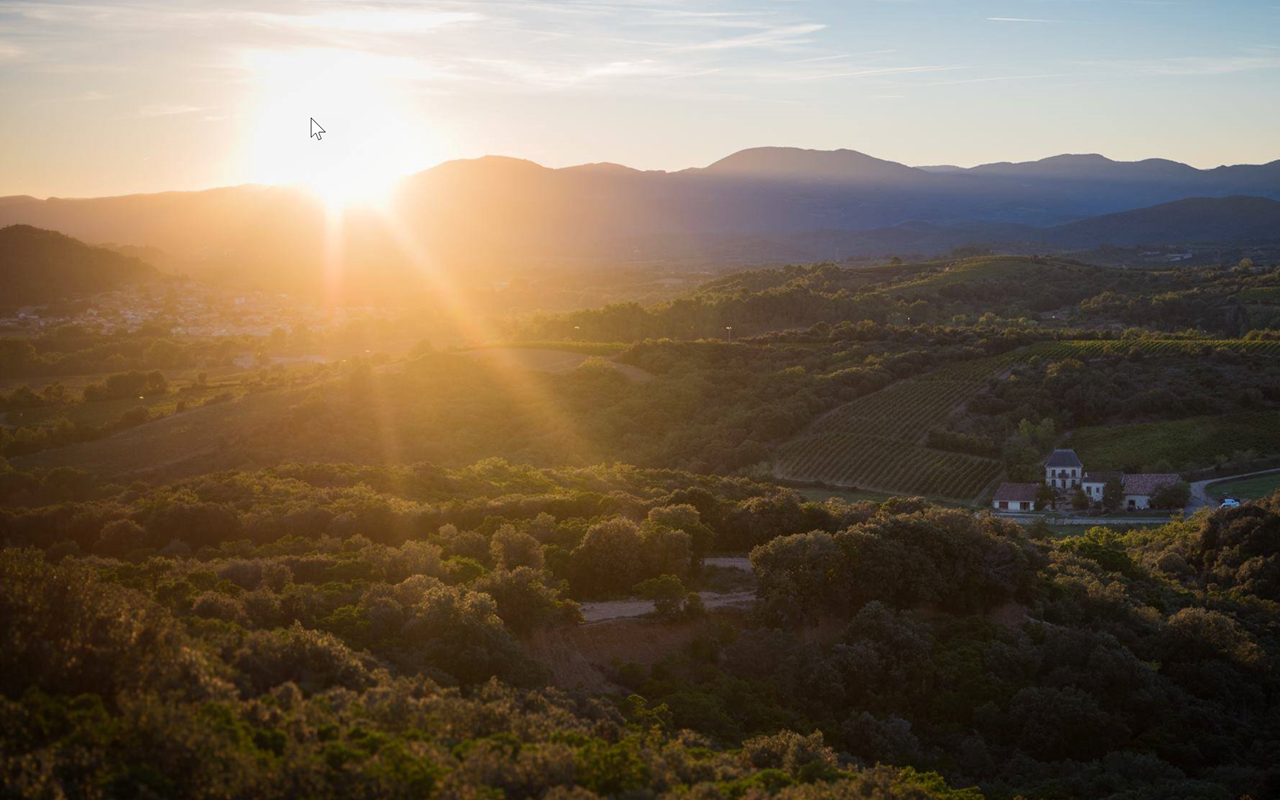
[992,483,1039,512]
[993,450,1184,514]
[1045,449,1082,489]
[1081,471,1123,502]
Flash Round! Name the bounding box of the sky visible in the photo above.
[2,0,1279,198]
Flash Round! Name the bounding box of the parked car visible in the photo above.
[1220,498,1241,509]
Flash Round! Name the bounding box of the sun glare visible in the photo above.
[239,47,441,206]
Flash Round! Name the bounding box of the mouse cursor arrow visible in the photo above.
[310,118,325,140]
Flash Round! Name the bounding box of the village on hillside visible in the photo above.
[992,448,1187,514]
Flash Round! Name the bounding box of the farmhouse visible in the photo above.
[994,448,1183,512]
[1045,449,1082,489]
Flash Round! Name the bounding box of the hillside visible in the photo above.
[0,224,160,308]
[1044,196,1280,248]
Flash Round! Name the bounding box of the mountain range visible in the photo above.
[2,148,1278,299]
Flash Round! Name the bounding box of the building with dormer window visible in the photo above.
[1044,449,1082,489]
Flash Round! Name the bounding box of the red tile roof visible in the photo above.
[1122,473,1180,496]
[994,482,1040,503]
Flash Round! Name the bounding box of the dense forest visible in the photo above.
[2,461,1278,797]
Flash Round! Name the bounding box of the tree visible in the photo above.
[571,518,645,597]
[1102,477,1125,512]
[96,518,146,556]
[634,574,687,619]
[1150,481,1191,509]
[489,525,544,571]
[1036,483,1058,511]
[1070,488,1090,510]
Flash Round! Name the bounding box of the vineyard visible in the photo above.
[774,337,1280,500]
[774,353,1022,500]
[1026,339,1280,358]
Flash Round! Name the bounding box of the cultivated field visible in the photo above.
[773,353,1020,499]
[1070,410,1280,472]
[774,337,1280,500]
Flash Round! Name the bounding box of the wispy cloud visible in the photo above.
[240,8,483,35]
[687,23,827,51]
[987,17,1060,24]
[1085,55,1280,75]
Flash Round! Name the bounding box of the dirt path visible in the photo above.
[704,555,752,572]
[580,590,755,623]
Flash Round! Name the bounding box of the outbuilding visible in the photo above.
[993,482,1039,512]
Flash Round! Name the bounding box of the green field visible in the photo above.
[1208,472,1280,501]
[1071,411,1280,472]
[10,380,316,481]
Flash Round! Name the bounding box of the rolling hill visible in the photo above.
[0,148,1278,298]
[1042,196,1280,248]
[0,225,162,308]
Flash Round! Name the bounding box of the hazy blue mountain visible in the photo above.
[1042,196,1280,248]
[0,148,1277,295]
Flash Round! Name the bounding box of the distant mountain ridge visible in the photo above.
[1,147,1278,297]
[0,225,162,308]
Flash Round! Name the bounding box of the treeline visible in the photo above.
[0,324,249,377]
[0,460,868,593]
[516,256,1280,345]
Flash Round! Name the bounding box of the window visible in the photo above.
[999,501,1008,509]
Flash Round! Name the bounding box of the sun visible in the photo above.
[239,47,441,206]
[303,136,408,208]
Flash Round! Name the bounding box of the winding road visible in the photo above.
[1186,467,1280,511]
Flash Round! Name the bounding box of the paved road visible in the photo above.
[998,513,1175,526]
[1187,467,1280,511]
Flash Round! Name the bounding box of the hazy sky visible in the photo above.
[2,0,1279,197]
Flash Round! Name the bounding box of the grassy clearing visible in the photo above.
[1209,472,1280,501]
[1070,411,1280,472]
